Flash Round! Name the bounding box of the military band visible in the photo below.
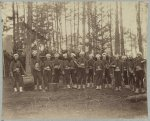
[10,50,146,94]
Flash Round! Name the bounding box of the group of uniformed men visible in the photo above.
[10,50,146,94]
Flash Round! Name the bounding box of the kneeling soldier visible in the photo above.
[94,54,104,90]
[87,53,95,88]
[43,53,53,91]
[10,53,26,92]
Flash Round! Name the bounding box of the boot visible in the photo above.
[34,85,37,90]
[78,85,81,89]
[96,86,99,90]
[118,86,122,91]
[67,85,71,89]
[83,85,86,89]
[115,87,118,91]
[141,88,145,93]
[14,87,17,92]
[105,84,108,88]
[91,83,94,88]
[108,84,112,88]
[87,83,90,88]
[39,85,42,90]
[19,87,23,92]
[135,88,139,94]
[99,85,102,90]
[74,84,77,89]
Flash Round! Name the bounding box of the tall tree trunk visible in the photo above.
[26,2,32,74]
[100,3,104,54]
[109,4,113,56]
[136,1,143,55]
[130,30,133,56]
[77,2,79,48]
[82,2,86,51]
[120,1,125,55]
[87,2,92,53]
[16,3,19,44]
[74,2,76,49]
[115,1,120,55]
[59,16,62,52]
[52,8,55,50]
[36,3,40,60]
[64,3,68,50]
[56,3,59,52]
[47,9,51,51]
[12,2,16,52]
[70,9,73,49]
[23,2,26,53]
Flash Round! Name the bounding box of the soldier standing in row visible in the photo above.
[31,50,43,90]
[10,53,26,92]
[43,53,53,91]
[87,54,95,88]
[113,54,122,91]
[94,54,104,90]
[53,53,62,85]
[102,53,112,88]
[77,52,87,89]
[122,55,129,88]
[70,53,78,88]
[127,55,135,91]
[62,53,71,89]
[134,52,145,93]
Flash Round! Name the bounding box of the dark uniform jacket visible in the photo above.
[43,59,53,71]
[10,60,25,76]
[122,60,128,71]
[31,57,43,72]
[94,60,104,72]
[134,57,145,71]
[70,59,77,69]
[77,57,87,69]
[87,59,95,69]
[102,60,111,69]
[62,59,71,70]
[53,58,63,70]
[112,59,122,72]
[127,58,135,73]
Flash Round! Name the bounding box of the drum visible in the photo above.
[23,75,34,86]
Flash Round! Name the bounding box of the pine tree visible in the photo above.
[115,1,120,55]
[25,2,32,74]
[120,1,125,55]
[136,1,143,55]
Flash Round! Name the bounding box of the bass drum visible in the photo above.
[23,75,34,90]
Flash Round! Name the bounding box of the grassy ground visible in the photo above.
[2,78,148,120]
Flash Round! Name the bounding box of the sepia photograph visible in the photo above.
[1,0,148,120]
